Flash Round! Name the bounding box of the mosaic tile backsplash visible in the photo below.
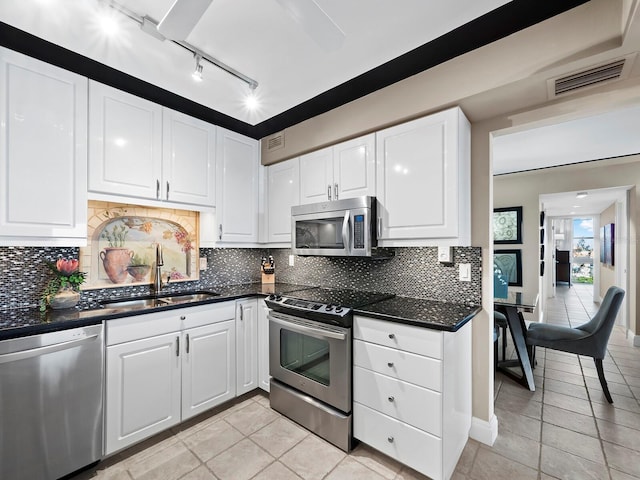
[0,246,481,311]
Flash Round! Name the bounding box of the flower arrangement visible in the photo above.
[40,258,87,311]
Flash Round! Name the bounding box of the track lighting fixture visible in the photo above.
[98,0,258,90]
[192,54,203,82]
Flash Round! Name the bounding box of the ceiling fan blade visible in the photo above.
[275,0,345,52]
[157,0,213,40]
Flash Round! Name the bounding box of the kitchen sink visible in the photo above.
[158,292,220,304]
[99,291,219,310]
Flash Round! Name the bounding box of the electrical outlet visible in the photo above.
[199,257,207,270]
[289,255,295,266]
[459,263,471,281]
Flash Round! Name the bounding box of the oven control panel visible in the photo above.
[265,294,351,325]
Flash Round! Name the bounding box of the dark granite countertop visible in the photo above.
[0,283,479,340]
[0,282,314,341]
[355,296,481,332]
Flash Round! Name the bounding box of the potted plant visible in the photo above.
[40,258,87,311]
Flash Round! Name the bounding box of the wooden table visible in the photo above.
[494,292,538,391]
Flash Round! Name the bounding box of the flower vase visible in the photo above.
[49,286,80,310]
[100,247,134,284]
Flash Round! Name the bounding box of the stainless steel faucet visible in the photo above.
[153,244,168,294]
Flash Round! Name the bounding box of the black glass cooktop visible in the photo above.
[281,287,394,309]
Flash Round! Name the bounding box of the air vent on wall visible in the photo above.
[266,131,285,151]
[550,58,628,98]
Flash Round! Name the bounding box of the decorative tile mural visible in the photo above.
[82,201,198,289]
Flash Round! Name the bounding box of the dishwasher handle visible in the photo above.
[0,334,100,365]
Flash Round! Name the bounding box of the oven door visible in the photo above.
[269,311,351,413]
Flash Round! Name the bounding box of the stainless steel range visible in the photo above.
[265,287,393,452]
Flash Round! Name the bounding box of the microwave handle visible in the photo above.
[342,210,350,251]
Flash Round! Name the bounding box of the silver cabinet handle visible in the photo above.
[176,336,180,357]
[327,184,332,201]
[219,224,223,240]
[186,333,190,354]
[239,304,244,321]
[166,181,170,200]
[377,217,382,238]
[334,183,338,200]
[387,362,394,368]
[387,436,394,443]
[388,333,395,339]
[156,179,160,199]
[388,396,395,402]
[180,315,186,320]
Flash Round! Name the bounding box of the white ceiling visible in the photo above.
[0,0,510,125]
[540,186,630,218]
[493,103,640,176]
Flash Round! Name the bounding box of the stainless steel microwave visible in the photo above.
[291,196,377,256]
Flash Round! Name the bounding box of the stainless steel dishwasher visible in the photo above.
[0,324,104,480]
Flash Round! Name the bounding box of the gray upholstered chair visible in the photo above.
[526,286,625,403]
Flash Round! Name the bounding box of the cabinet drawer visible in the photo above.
[354,402,442,480]
[353,366,441,436]
[181,302,236,329]
[354,316,442,359]
[106,311,181,346]
[354,339,441,391]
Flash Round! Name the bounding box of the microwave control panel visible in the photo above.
[354,214,364,249]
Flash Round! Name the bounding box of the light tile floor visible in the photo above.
[74,284,640,480]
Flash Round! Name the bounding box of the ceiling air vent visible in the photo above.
[552,59,626,97]
[266,131,285,151]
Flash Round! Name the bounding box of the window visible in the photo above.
[572,217,594,284]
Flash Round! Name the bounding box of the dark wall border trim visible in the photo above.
[0,0,588,140]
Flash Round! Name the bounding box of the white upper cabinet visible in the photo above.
[89,81,162,201]
[267,157,300,243]
[299,146,333,204]
[215,127,260,243]
[333,134,376,200]
[299,134,375,204]
[375,107,470,246]
[162,109,216,206]
[0,48,88,246]
[89,81,216,209]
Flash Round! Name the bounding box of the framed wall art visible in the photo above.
[493,206,523,244]
[494,249,523,286]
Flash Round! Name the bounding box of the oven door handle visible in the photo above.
[342,210,350,252]
[268,314,347,341]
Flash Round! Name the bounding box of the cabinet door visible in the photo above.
[258,299,270,392]
[333,134,375,200]
[0,48,87,246]
[162,109,216,207]
[89,81,163,200]
[299,147,333,204]
[182,319,236,420]
[376,107,465,240]
[267,158,300,243]
[105,332,181,454]
[216,128,259,242]
[236,299,258,395]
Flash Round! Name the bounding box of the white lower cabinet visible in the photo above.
[105,302,236,455]
[258,299,270,392]
[236,298,258,395]
[353,315,471,480]
[182,320,236,420]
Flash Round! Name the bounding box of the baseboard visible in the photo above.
[627,329,640,347]
[469,414,498,446]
